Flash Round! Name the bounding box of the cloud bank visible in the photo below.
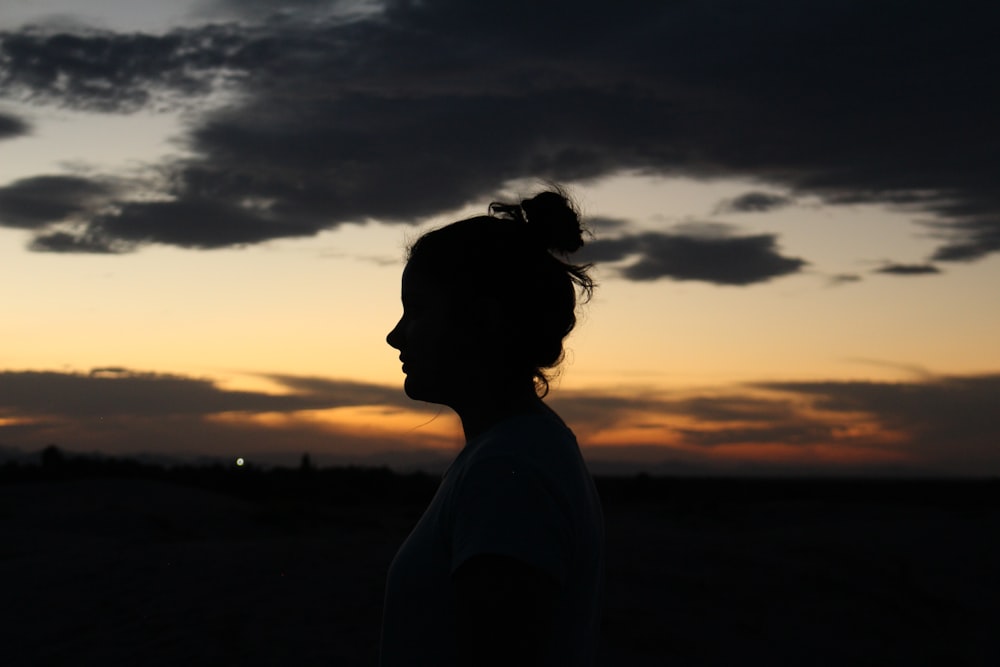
[0,1,996,275]
[0,369,425,418]
[756,375,1000,475]
[2,367,997,475]
[0,368,441,464]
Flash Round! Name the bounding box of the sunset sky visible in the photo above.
[2,0,997,475]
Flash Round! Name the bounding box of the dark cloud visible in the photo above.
[929,214,1000,261]
[28,230,124,253]
[195,0,376,23]
[0,27,239,112]
[0,1,997,265]
[666,395,798,424]
[715,192,793,214]
[578,229,806,285]
[547,391,669,433]
[874,263,941,276]
[0,111,30,139]
[0,369,323,418]
[757,375,1000,475]
[92,198,319,248]
[0,368,432,421]
[0,175,117,229]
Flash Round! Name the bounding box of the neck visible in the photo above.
[451,380,549,442]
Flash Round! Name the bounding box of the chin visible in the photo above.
[403,374,453,406]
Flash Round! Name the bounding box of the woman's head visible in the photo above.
[386,190,594,405]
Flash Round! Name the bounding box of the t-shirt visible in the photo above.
[379,411,605,666]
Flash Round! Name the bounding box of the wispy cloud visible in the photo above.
[828,273,862,286]
[873,263,941,276]
[714,192,793,214]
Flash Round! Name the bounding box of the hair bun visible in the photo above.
[519,191,585,255]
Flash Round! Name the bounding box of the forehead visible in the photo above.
[401,262,474,313]
[400,262,441,301]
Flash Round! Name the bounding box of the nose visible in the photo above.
[386,317,403,350]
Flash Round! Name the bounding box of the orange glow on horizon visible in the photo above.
[707,442,912,466]
[206,405,463,451]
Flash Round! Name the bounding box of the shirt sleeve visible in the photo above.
[449,455,572,587]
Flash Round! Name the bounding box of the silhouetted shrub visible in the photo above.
[40,444,66,477]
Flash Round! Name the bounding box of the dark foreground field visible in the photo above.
[2,460,998,666]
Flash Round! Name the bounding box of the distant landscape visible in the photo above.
[3,448,998,666]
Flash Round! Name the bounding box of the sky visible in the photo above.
[1,0,998,476]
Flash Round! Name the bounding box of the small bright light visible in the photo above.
[236,457,245,466]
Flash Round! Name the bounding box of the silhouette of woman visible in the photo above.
[380,191,605,666]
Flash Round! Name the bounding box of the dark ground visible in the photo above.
[2,458,998,665]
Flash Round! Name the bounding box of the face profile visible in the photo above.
[386,263,478,407]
